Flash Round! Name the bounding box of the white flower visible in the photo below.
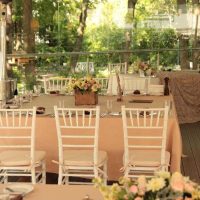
[156,171,170,179]
[147,177,166,192]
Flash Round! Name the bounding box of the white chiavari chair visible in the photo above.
[54,106,107,185]
[0,107,46,184]
[44,77,71,94]
[75,62,94,73]
[94,78,109,95]
[108,62,127,74]
[121,105,170,178]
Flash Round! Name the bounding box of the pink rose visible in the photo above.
[135,197,143,200]
[129,185,138,193]
[184,183,194,193]
[170,172,184,192]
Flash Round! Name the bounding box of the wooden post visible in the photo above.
[115,72,123,102]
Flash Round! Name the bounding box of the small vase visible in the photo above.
[145,69,152,76]
[139,69,145,77]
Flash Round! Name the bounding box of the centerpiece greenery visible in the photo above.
[93,172,200,200]
[68,76,101,105]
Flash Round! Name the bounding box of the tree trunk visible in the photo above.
[23,0,35,89]
[70,0,89,72]
[6,2,14,78]
[192,1,200,69]
[124,0,138,72]
[177,0,189,69]
[179,35,189,69]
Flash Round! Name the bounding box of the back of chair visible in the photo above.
[109,63,127,74]
[94,78,109,94]
[75,62,94,73]
[44,77,71,94]
[121,105,169,167]
[54,106,100,165]
[0,107,36,163]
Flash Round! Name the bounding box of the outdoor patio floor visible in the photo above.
[181,121,200,183]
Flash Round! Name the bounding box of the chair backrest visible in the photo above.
[44,77,71,94]
[75,62,94,73]
[94,78,109,94]
[54,106,100,165]
[108,62,127,74]
[121,105,169,167]
[0,107,36,164]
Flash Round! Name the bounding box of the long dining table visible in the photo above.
[0,184,103,200]
[19,94,182,181]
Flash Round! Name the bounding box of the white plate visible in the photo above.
[3,184,34,195]
[22,99,30,103]
[8,105,19,109]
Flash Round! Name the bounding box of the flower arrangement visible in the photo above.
[132,61,152,76]
[68,76,101,93]
[93,172,200,200]
[138,61,151,72]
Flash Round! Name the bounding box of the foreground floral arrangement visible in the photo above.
[68,76,101,93]
[93,172,200,200]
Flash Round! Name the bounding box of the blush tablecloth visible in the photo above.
[16,95,182,180]
[0,184,103,200]
[107,74,160,95]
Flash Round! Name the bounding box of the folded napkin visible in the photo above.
[129,99,153,103]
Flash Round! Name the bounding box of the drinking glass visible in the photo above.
[0,193,9,200]
[0,100,6,109]
[34,85,41,96]
[58,100,65,108]
[106,100,113,114]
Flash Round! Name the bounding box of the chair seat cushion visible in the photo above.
[63,150,107,166]
[0,150,46,166]
[128,149,170,167]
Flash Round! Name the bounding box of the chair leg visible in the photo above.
[31,168,36,184]
[42,161,46,184]
[124,167,129,178]
[58,166,63,185]
[103,162,107,185]
[4,171,8,183]
[4,176,8,184]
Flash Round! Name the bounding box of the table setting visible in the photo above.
[0,184,34,200]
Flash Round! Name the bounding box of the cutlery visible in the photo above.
[5,187,25,197]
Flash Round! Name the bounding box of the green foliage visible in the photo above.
[11,0,181,82]
[132,28,178,66]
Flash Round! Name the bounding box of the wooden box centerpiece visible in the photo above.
[69,76,101,106]
[75,90,98,105]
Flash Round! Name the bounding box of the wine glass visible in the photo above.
[0,100,6,109]
[106,100,113,114]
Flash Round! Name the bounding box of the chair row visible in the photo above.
[0,104,170,185]
[42,77,109,95]
[41,76,164,96]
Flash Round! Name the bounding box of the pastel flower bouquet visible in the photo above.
[68,76,101,105]
[138,61,151,72]
[93,172,200,200]
[68,76,101,94]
